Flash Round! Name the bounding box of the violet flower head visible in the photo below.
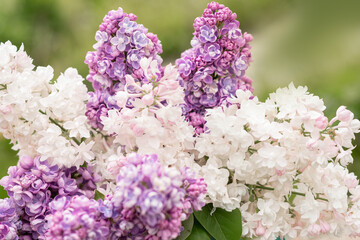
[101,153,206,240]
[45,195,110,239]
[176,1,254,134]
[85,7,163,130]
[0,156,99,239]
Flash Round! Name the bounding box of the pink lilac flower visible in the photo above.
[176,1,253,134]
[85,7,163,130]
[98,154,206,240]
[45,195,110,239]
[0,156,99,239]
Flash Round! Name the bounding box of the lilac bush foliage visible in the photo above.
[0,156,99,239]
[176,1,253,134]
[85,7,163,130]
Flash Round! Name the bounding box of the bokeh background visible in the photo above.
[0,0,359,199]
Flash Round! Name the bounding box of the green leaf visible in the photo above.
[176,214,194,240]
[194,204,242,240]
[94,190,104,200]
[186,218,212,240]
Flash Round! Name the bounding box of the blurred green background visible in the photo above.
[1,0,359,198]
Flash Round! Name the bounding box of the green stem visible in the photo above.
[39,110,81,145]
[91,127,108,140]
[246,184,328,202]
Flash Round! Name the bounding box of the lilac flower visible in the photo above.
[0,198,16,219]
[95,31,109,43]
[85,7,163,129]
[45,195,110,239]
[186,112,206,135]
[110,30,130,51]
[176,57,194,76]
[93,31,109,49]
[200,93,219,107]
[0,223,18,240]
[202,43,222,62]
[221,21,242,40]
[100,153,206,240]
[112,61,126,79]
[97,59,111,74]
[176,2,253,134]
[220,76,237,96]
[232,54,248,77]
[193,67,214,84]
[127,49,144,69]
[198,25,217,43]
[0,155,99,239]
[118,17,138,34]
[132,30,149,49]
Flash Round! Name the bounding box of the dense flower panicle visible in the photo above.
[176,1,253,134]
[45,195,110,240]
[94,58,196,181]
[99,154,206,240]
[85,7,163,130]
[193,83,360,239]
[0,41,93,168]
[0,156,99,239]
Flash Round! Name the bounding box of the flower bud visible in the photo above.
[315,115,328,130]
[336,106,354,122]
[19,156,34,170]
[255,222,266,236]
[142,94,154,106]
[308,223,321,236]
[319,220,331,233]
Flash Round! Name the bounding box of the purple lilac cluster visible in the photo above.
[98,154,207,240]
[0,156,99,239]
[45,195,110,239]
[176,1,253,134]
[0,198,19,240]
[85,7,163,129]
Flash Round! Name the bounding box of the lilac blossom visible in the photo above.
[176,1,253,134]
[127,49,144,69]
[0,198,18,240]
[198,25,217,43]
[45,195,110,239]
[110,30,130,51]
[132,30,149,49]
[0,155,99,239]
[85,8,163,130]
[99,153,206,240]
[118,17,138,34]
[176,57,194,76]
[202,43,222,62]
[232,54,249,77]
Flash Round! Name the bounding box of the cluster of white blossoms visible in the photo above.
[194,84,360,239]
[96,58,196,184]
[0,41,94,167]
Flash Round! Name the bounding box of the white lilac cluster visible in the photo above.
[0,41,93,167]
[96,58,196,184]
[194,83,360,239]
